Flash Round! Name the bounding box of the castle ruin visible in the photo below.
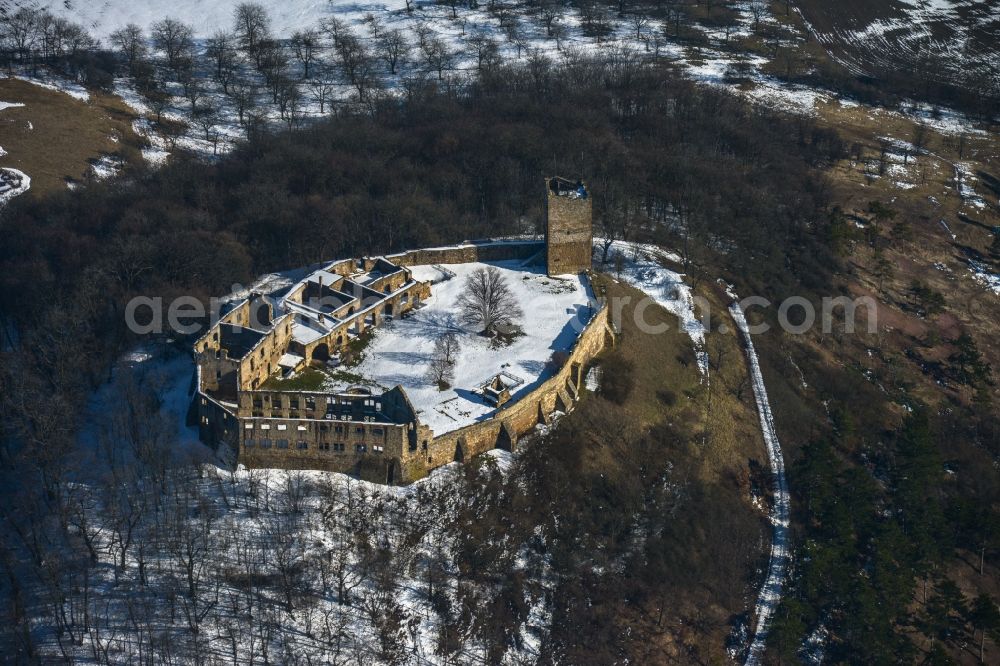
[195,178,609,484]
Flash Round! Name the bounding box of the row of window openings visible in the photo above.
[245,439,384,454]
[250,409,379,420]
[251,397,381,410]
[245,422,384,437]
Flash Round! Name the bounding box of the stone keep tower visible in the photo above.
[545,177,593,276]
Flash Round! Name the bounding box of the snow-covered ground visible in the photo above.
[599,240,709,376]
[955,161,990,210]
[806,0,1000,78]
[729,298,790,666]
[0,167,31,205]
[90,154,125,180]
[10,72,91,101]
[25,0,345,40]
[52,337,552,664]
[968,258,1000,295]
[10,0,991,172]
[329,260,595,435]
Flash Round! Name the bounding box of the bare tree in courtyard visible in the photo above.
[427,331,460,388]
[458,267,522,336]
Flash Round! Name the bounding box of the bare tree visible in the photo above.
[276,79,304,128]
[494,2,517,30]
[378,29,409,75]
[458,266,523,336]
[362,12,384,38]
[178,62,204,110]
[193,104,220,152]
[629,13,649,40]
[263,513,305,612]
[205,30,238,92]
[437,0,462,20]
[320,16,349,50]
[911,121,930,158]
[109,24,147,73]
[336,32,379,100]
[552,21,569,50]
[421,37,453,81]
[227,77,258,126]
[307,77,337,113]
[538,0,561,37]
[748,0,768,32]
[143,83,172,124]
[3,9,38,64]
[427,331,460,388]
[150,18,194,71]
[290,29,321,79]
[234,2,271,66]
[257,38,290,102]
[467,30,499,72]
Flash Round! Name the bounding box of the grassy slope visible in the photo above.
[580,273,769,658]
[0,78,145,196]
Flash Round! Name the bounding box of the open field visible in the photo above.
[0,77,145,197]
[793,0,1000,76]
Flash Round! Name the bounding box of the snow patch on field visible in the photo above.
[90,154,125,180]
[0,167,31,205]
[955,162,989,210]
[12,72,90,101]
[968,259,1000,295]
[600,240,708,376]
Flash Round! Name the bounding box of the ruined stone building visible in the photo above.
[195,179,610,484]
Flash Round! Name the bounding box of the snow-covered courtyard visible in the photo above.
[328,260,595,435]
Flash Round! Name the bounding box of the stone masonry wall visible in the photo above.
[546,182,593,276]
[387,240,544,268]
[398,303,613,482]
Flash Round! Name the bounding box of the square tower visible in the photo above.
[545,177,592,276]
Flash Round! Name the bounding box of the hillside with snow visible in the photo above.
[796,0,1000,101]
[7,0,338,38]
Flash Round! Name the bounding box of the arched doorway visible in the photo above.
[496,424,514,452]
[386,459,399,485]
[313,343,330,363]
[454,442,465,462]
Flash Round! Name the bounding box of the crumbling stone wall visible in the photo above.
[398,303,613,482]
[387,240,544,267]
[237,314,294,390]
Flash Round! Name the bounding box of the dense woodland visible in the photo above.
[0,16,998,663]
